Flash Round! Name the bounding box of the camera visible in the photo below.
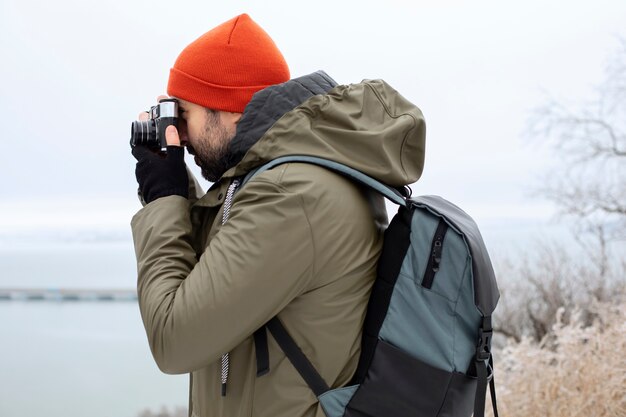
[130,99,179,151]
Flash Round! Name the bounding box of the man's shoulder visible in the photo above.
[241,161,386,233]
[245,161,366,204]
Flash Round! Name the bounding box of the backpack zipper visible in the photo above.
[421,218,449,289]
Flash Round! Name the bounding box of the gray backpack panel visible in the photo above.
[379,206,482,374]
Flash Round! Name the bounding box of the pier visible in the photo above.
[0,288,138,302]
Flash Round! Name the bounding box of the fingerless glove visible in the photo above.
[132,145,189,204]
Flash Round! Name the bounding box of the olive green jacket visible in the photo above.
[131,78,425,417]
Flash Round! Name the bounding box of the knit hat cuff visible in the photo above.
[168,67,269,113]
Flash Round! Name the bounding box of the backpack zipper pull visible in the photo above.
[422,219,449,289]
[432,239,444,272]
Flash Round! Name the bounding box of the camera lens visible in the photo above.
[130,120,158,148]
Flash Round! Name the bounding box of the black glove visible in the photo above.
[132,145,189,204]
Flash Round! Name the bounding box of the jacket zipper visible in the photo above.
[421,218,449,289]
[219,178,241,397]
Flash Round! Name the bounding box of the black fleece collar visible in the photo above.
[223,71,338,171]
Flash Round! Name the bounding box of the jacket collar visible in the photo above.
[221,71,337,179]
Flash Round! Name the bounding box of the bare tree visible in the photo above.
[493,40,626,344]
[528,38,626,245]
[493,240,626,344]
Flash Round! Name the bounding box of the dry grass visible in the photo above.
[487,301,626,417]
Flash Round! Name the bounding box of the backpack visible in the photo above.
[241,155,500,417]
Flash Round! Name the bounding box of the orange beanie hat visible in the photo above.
[167,14,290,113]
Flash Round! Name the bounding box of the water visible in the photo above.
[0,302,188,417]
[0,241,187,417]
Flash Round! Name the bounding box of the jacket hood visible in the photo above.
[223,71,338,171]
[225,72,426,188]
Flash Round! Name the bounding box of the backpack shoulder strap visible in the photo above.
[241,155,408,207]
[268,317,330,396]
[247,155,405,395]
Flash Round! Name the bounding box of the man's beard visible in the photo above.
[187,111,235,183]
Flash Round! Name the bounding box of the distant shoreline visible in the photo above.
[0,288,137,302]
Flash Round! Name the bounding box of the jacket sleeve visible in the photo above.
[131,178,315,374]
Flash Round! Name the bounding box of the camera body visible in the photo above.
[130,99,179,151]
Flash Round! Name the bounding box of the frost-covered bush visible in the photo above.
[488,301,626,417]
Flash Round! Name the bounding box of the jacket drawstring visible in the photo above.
[220,178,241,396]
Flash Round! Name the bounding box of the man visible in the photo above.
[131,13,425,417]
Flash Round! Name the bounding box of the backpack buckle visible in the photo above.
[398,185,412,198]
[475,328,492,362]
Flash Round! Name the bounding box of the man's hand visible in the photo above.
[132,95,189,204]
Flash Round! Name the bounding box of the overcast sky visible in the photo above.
[0,0,624,238]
